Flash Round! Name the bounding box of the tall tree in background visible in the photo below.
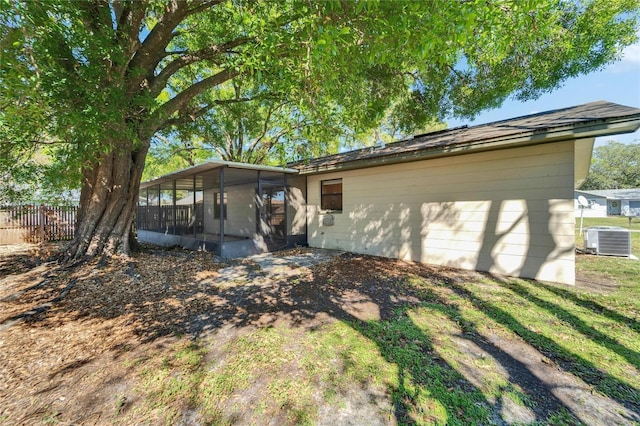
[143,80,435,181]
[581,142,640,189]
[2,0,638,260]
[144,77,347,181]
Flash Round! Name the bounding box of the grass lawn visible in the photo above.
[1,221,639,425]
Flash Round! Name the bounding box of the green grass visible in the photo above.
[124,281,639,425]
[451,277,639,403]
[576,215,640,230]
[118,221,639,424]
[125,319,494,425]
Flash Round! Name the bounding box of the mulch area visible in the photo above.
[0,245,227,424]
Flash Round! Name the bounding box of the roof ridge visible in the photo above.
[290,101,638,168]
[293,101,640,173]
[464,100,611,130]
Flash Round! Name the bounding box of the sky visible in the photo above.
[447,36,640,148]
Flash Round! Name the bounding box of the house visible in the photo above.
[575,188,640,217]
[574,189,608,218]
[137,101,640,285]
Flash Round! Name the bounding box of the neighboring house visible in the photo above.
[138,101,640,285]
[575,188,640,217]
[574,190,608,218]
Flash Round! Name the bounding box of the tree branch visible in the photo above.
[125,0,224,97]
[158,68,237,119]
[248,120,304,163]
[187,0,223,15]
[111,0,125,24]
[214,145,228,160]
[163,106,210,127]
[125,1,184,95]
[161,93,259,127]
[149,36,253,97]
[247,102,286,154]
[115,0,148,71]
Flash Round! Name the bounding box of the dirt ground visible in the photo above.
[0,244,636,425]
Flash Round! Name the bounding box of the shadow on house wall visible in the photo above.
[307,141,575,284]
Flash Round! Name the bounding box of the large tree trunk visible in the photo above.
[64,141,149,262]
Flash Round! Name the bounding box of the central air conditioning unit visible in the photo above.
[584,226,631,257]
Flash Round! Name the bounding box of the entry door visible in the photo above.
[608,199,621,215]
[259,186,286,241]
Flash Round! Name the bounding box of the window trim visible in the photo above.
[320,178,343,212]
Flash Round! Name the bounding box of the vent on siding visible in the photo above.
[584,226,631,257]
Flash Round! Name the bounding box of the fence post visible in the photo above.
[38,204,45,242]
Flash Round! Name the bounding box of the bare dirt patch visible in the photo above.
[573,253,621,295]
[0,245,637,425]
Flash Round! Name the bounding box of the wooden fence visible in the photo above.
[0,205,78,244]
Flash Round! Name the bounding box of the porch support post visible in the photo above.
[193,176,197,238]
[219,167,225,256]
[157,185,161,232]
[145,188,149,231]
[283,173,288,247]
[172,180,177,235]
[257,171,262,237]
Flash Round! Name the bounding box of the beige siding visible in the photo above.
[307,141,576,284]
[286,175,307,237]
[202,190,215,232]
[203,184,257,237]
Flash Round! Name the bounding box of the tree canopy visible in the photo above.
[581,141,640,190]
[143,83,446,181]
[143,77,349,181]
[1,0,638,258]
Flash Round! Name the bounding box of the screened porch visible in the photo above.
[137,161,306,258]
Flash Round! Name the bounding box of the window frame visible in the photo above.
[320,178,343,212]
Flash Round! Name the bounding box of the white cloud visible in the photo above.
[608,31,640,73]
[621,39,640,64]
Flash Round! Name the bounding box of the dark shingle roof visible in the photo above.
[291,101,640,174]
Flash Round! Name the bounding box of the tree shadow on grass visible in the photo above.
[351,312,490,425]
[291,256,590,424]
[445,276,640,413]
[290,257,495,424]
[538,281,640,334]
[337,266,592,424]
[497,279,640,370]
[1,251,493,424]
[419,300,576,422]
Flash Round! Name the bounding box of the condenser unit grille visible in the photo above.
[584,227,631,257]
[597,231,631,256]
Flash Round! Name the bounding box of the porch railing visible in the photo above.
[137,204,203,235]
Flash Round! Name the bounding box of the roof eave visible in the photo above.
[297,116,640,175]
[140,160,299,189]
